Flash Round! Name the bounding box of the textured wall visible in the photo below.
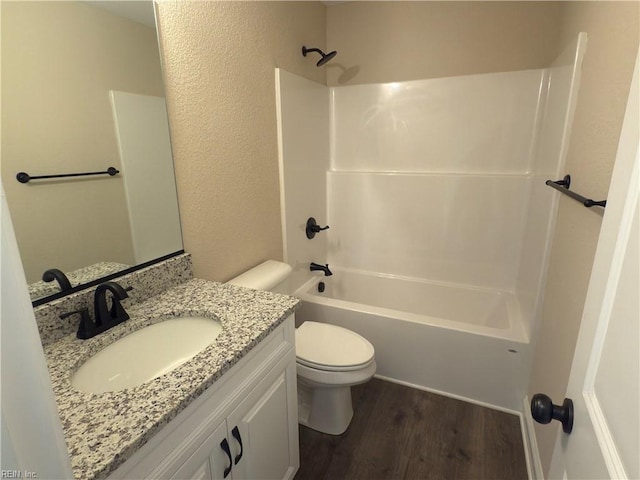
[156,1,326,282]
[326,1,563,86]
[527,2,639,474]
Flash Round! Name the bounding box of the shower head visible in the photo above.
[302,46,337,67]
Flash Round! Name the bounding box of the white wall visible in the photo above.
[277,51,582,343]
[110,91,183,264]
[327,70,547,294]
[275,69,330,290]
[0,185,72,476]
[327,172,530,289]
[330,70,545,173]
[515,35,587,336]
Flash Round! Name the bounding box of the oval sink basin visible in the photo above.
[71,316,222,393]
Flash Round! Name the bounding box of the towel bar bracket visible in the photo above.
[545,174,607,209]
[554,175,571,189]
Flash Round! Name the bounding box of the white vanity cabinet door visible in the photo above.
[227,350,299,480]
[106,317,298,480]
[171,421,230,480]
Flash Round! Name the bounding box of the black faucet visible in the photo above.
[42,268,72,292]
[62,281,130,339]
[94,281,130,326]
[310,262,333,276]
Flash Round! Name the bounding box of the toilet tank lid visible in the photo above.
[227,260,292,291]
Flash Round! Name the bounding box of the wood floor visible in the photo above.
[295,378,528,480]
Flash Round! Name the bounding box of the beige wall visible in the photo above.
[1,1,164,282]
[528,2,639,474]
[326,1,563,86]
[156,1,326,282]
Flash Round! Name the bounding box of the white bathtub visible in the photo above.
[293,268,531,412]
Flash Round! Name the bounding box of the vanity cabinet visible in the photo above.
[108,316,299,480]
[226,364,293,479]
[174,355,295,480]
[171,422,228,480]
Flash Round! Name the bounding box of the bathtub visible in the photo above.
[293,268,531,412]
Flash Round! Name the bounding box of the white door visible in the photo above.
[227,354,299,480]
[171,421,231,480]
[548,50,639,479]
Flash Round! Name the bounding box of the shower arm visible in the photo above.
[303,47,323,55]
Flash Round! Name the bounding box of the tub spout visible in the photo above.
[310,262,333,276]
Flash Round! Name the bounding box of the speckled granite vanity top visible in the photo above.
[29,262,130,300]
[44,278,300,480]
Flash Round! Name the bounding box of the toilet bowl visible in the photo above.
[228,260,376,435]
[295,321,376,435]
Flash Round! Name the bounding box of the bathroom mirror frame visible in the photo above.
[31,250,184,307]
[2,0,185,307]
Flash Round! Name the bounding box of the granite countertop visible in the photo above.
[44,278,300,480]
[29,262,130,300]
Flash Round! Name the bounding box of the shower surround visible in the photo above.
[276,35,585,412]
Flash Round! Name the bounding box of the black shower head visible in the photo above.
[302,46,337,67]
[317,50,337,66]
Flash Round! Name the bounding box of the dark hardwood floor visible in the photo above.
[295,378,528,480]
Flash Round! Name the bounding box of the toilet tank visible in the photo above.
[227,260,293,294]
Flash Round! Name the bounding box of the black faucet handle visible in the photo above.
[306,218,330,239]
[60,307,90,320]
[60,308,96,339]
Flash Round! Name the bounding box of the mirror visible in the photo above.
[1,1,183,304]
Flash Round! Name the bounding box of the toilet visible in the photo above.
[228,260,376,435]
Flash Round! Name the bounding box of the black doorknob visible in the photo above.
[531,393,574,434]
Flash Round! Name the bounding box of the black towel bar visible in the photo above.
[16,167,119,184]
[545,175,607,208]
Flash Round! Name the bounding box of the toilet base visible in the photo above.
[297,381,354,435]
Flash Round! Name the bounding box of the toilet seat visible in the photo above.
[295,321,375,372]
[297,359,377,387]
[297,356,376,372]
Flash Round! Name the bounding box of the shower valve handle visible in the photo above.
[306,217,330,239]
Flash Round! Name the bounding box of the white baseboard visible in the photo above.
[373,374,521,416]
[522,395,544,480]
